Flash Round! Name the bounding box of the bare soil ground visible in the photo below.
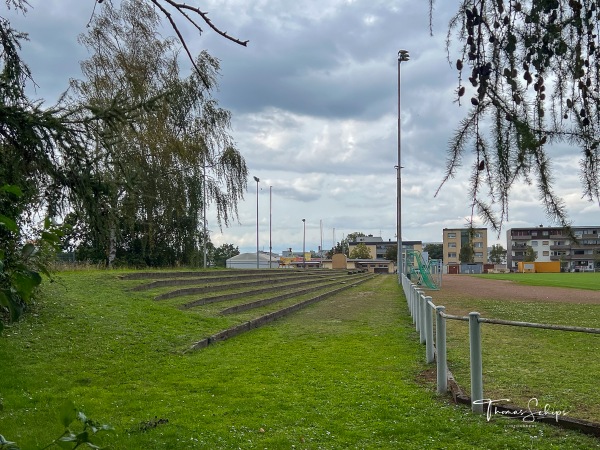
[432,274,600,304]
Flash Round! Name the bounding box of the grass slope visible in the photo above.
[0,271,597,448]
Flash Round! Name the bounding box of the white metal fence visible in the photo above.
[401,274,600,414]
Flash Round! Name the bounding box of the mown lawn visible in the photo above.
[476,272,600,290]
[0,271,598,448]
[418,274,600,426]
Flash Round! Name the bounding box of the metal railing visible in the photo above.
[401,274,600,414]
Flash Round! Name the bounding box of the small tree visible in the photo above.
[489,244,507,264]
[212,243,239,268]
[424,243,443,260]
[384,244,397,261]
[327,240,349,257]
[349,243,371,259]
[524,246,537,262]
[459,244,475,264]
[346,232,367,243]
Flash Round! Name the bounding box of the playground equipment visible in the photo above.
[405,249,440,290]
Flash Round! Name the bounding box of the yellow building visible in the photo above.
[443,227,488,269]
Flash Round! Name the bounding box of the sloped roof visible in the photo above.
[227,252,277,262]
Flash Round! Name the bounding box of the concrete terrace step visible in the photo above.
[187,275,377,351]
[153,272,361,300]
[119,269,326,281]
[131,271,335,292]
[180,273,374,310]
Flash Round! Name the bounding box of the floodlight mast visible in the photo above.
[397,49,409,283]
[254,176,260,269]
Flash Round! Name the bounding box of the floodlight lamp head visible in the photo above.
[398,49,410,62]
[253,176,260,182]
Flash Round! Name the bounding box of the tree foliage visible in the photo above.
[326,232,367,258]
[349,242,371,259]
[0,0,248,326]
[0,2,144,324]
[524,245,537,262]
[489,243,507,264]
[424,243,443,260]
[459,243,475,263]
[212,243,240,268]
[384,244,397,261]
[346,232,367,242]
[437,0,600,231]
[67,0,247,267]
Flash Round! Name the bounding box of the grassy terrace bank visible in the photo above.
[0,271,598,449]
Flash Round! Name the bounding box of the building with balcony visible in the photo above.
[506,226,600,271]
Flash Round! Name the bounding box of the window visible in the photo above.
[531,241,538,246]
[475,252,483,258]
[448,252,457,258]
[474,232,483,238]
[473,242,483,248]
[542,241,549,245]
[448,242,456,248]
[447,232,456,238]
[543,251,549,256]
[531,231,538,237]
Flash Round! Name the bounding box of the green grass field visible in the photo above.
[1,271,599,448]
[476,272,600,290]
[423,272,600,429]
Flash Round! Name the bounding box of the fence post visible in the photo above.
[469,311,483,413]
[419,293,426,344]
[436,306,447,394]
[410,283,417,323]
[415,289,422,332]
[409,283,415,319]
[425,296,434,363]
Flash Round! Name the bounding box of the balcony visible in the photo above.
[510,235,531,240]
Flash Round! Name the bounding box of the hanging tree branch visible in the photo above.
[92,0,249,89]
[146,1,248,88]
[435,0,600,232]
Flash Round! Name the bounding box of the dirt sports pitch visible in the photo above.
[432,274,600,304]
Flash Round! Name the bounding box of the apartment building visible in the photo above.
[506,226,600,271]
[442,228,488,266]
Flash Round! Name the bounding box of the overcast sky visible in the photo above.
[6,0,599,255]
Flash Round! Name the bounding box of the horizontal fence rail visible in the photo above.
[400,274,600,417]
